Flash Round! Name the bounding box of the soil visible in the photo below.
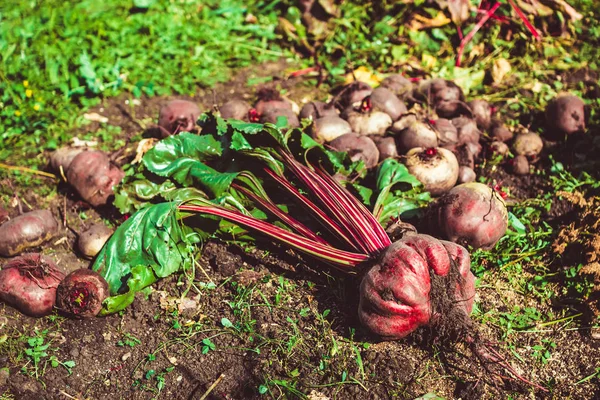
[1,61,600,400]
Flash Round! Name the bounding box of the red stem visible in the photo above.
[456,2,502,67]
[507,0,541,40]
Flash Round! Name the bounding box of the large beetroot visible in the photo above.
[67,151,125,207]
[359,234,474,339]
[0,253,65,317]
[430,182,508,249]
[56,269,109,318]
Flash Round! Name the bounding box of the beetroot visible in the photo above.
[453,143,475,169]
[419,78,465,118]
[299,101,338,120]
[0,210,58,257]
[311,116,352,143]
[0,206,7,225]
[78,224,113,259]
[260,108,300,128]
[432,118,458,147]
[337,81,372,108]
[395,118,439,153]
[328,134,379,169]
[452,116,481,144]
[405,147,459,196]
[158,100,201,137]
[431,182,508,249]
[380,74,413,99]
[55,269,109,318]
[545,94,585,137]
[491,121,513,142]
[220,99,252,121]
[510,155,530,175]
[343,98,392,136]
[254,89,293,115]
[468,99,492,130]
[369,87,407,121]
[0,253,65,317]
[67,151,125,207]
[489,141,509,157]
[458,166,476,183]
[370,136,398,161]
[50,147,86,173]
[513,132,543,158]
[359,233,474,339]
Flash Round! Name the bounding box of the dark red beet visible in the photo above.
[370,87,407,121]
[0,210,58,257]
[545,94,586,137]
[259,108,300,128]
[158,100,201,137]
[220,99,252,120]
[311,116,352,143]
[337,81,372,108]
[380,74,413,99]
[491,121,513,142]
[56,269,109,318]
[395,119,439,153]
[358,234,474,339]
[329,133,379,168]
[458,166,476,183]
[370,136,398,161]
[419,79,465,118]
[0,253,65,317]
[510,155,529,175]
[299,101,338,120]
[468,99,492,130]
[452,116,481,144]
[489,141,509,157]
[433,118,458,147]
[431,182,508,249]
[254,88,293,115]
[67,151,125,207]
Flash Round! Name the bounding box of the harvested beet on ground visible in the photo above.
[158,99,201,137]
[55,269,109,318]
[0,253,65,317]
[66,151,125,207]
[0,210,58,257]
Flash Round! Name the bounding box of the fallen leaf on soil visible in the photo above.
[409,12,451,30]
[492,58,512,85]
[344,66,381,87]
[447,0,470,25]
[83,112,109,123]
[132,138,158,164]
[307,390,330,400]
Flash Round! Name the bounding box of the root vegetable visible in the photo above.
[380,74,413,99]
[337,81,372,108]
[158,100,200,137]
[510,155,529,175]
[56,269,109,318]
[78,224,113,259]
[328,134,379,169]
[433,118,458,147]
[458,166,476,183]
[67,151,125,207]
[254,89,293,115]
[50,148,85,173]
[453,143,475,169]
[343,98,392,136]
[491,121,513,142]
[489,141,509,157]
[405,147,459,195]
[220,100,252,120]
[0,253,65,317]
[468,99,492,130]
[545,94,585,136]
[0,207,8,225]
[395,119,439,154]
[369,87,407,121]
[260,108,300,128]
[370,136,398,161]
[311,116,352,143]
[452,116,481,144]
[299,101,338,120]
[419,78,465,118]
[431,182,508,249]
[0,210,58,257]
[358,233,475,339]
[513,132,543,158]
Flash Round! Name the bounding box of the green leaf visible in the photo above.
[375,159,420,189]
[93,203,203,312]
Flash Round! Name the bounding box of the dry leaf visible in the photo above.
[546,0,583,21]
[132,138,158,164]
[71,137,98,147]
[492,58,511,85]
[344,66,381,87]
[448,0,470,25]
[409,12,451,30]
[83,112,109,123]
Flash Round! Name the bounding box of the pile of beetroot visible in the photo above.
[0,73,587,390]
